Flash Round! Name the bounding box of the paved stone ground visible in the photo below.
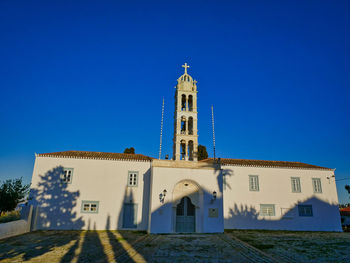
[0,231,277,263]
[2,230,349,262]
[115,234,277,263]
[3,230,349,262]
[0,230,146,263]
[229,230,350,263]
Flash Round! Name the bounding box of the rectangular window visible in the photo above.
[123,203,138,228]
[291,177,301,193]
[298,205,313,217]
[61,168,73,183]
[81,201,99,213]
[249,175,259,191]
[312,178,322,193]
[128,171,138,187]
[260,204,275,216]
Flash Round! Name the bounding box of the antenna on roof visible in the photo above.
[211,105,216,160]
[159,98,165,159]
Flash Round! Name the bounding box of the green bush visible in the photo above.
[0,210,20,224]
[0,178,30,213]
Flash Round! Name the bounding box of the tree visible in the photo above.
[197,145,208,161]
[123,147,135,154]
[0,178,30,213]
[346,185,350,195]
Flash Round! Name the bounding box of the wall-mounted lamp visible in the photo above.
[327,175,335,179]
[159,189,167,203]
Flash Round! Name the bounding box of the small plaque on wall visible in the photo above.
[209,208,218,218]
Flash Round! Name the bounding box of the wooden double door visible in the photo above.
[176,196,195,233]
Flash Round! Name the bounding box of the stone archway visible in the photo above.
[172,179,203,233]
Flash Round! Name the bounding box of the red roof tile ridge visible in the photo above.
[200,157,332,170]
[37,150,154,161]
[220,157,302,163]
[86,150,151,158]
[202,157,308,163]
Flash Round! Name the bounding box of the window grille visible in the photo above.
[81,201,99,213]
[128,171,138,187]
[61,168,73,183]
[260,204,275,216]
[298,205,313,217]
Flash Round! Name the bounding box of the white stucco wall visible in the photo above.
[29,156,342,233]
[149,162,224,234]
[222,165,342,231]
[30,156,151,231]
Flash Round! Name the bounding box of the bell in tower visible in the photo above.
[173,63,198,161]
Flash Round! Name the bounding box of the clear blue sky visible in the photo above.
[1,1,349,203]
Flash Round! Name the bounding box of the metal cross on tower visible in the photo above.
[182,63,190,74]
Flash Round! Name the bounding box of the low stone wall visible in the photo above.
[0,219,29,239]
[0,206,33,240]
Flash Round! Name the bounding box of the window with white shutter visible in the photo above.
[298,205,313,217]
[291,177,301,193]
[260,204,275,216]
[81,201,99,213]
[61,168,74,183]
[128,171,138,187]
[249,175,259,191]
[312,178,322,193]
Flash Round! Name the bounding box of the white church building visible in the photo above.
[29,64,342,233]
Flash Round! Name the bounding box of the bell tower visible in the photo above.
[173,63,198,161]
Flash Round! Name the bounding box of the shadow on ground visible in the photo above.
[0,229,146,263]
[0,165,146,262]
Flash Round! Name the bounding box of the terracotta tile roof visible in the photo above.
[200,158,332,170]
[340,207,350,217]
[37,151,153,162]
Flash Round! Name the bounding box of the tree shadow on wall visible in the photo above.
[29,166,84,230]
[225,197,342,231]
[0,166,85,262]
[203,158,234,193]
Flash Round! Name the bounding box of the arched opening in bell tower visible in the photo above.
[188,117,193,135]
[181,94,186,111]
[188,95,193,111]
[181,116,186,135]
[188,140,194,161]
[180,140,186,160]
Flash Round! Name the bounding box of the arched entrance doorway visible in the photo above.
[176,196,195,232]
[172,179,203,233]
